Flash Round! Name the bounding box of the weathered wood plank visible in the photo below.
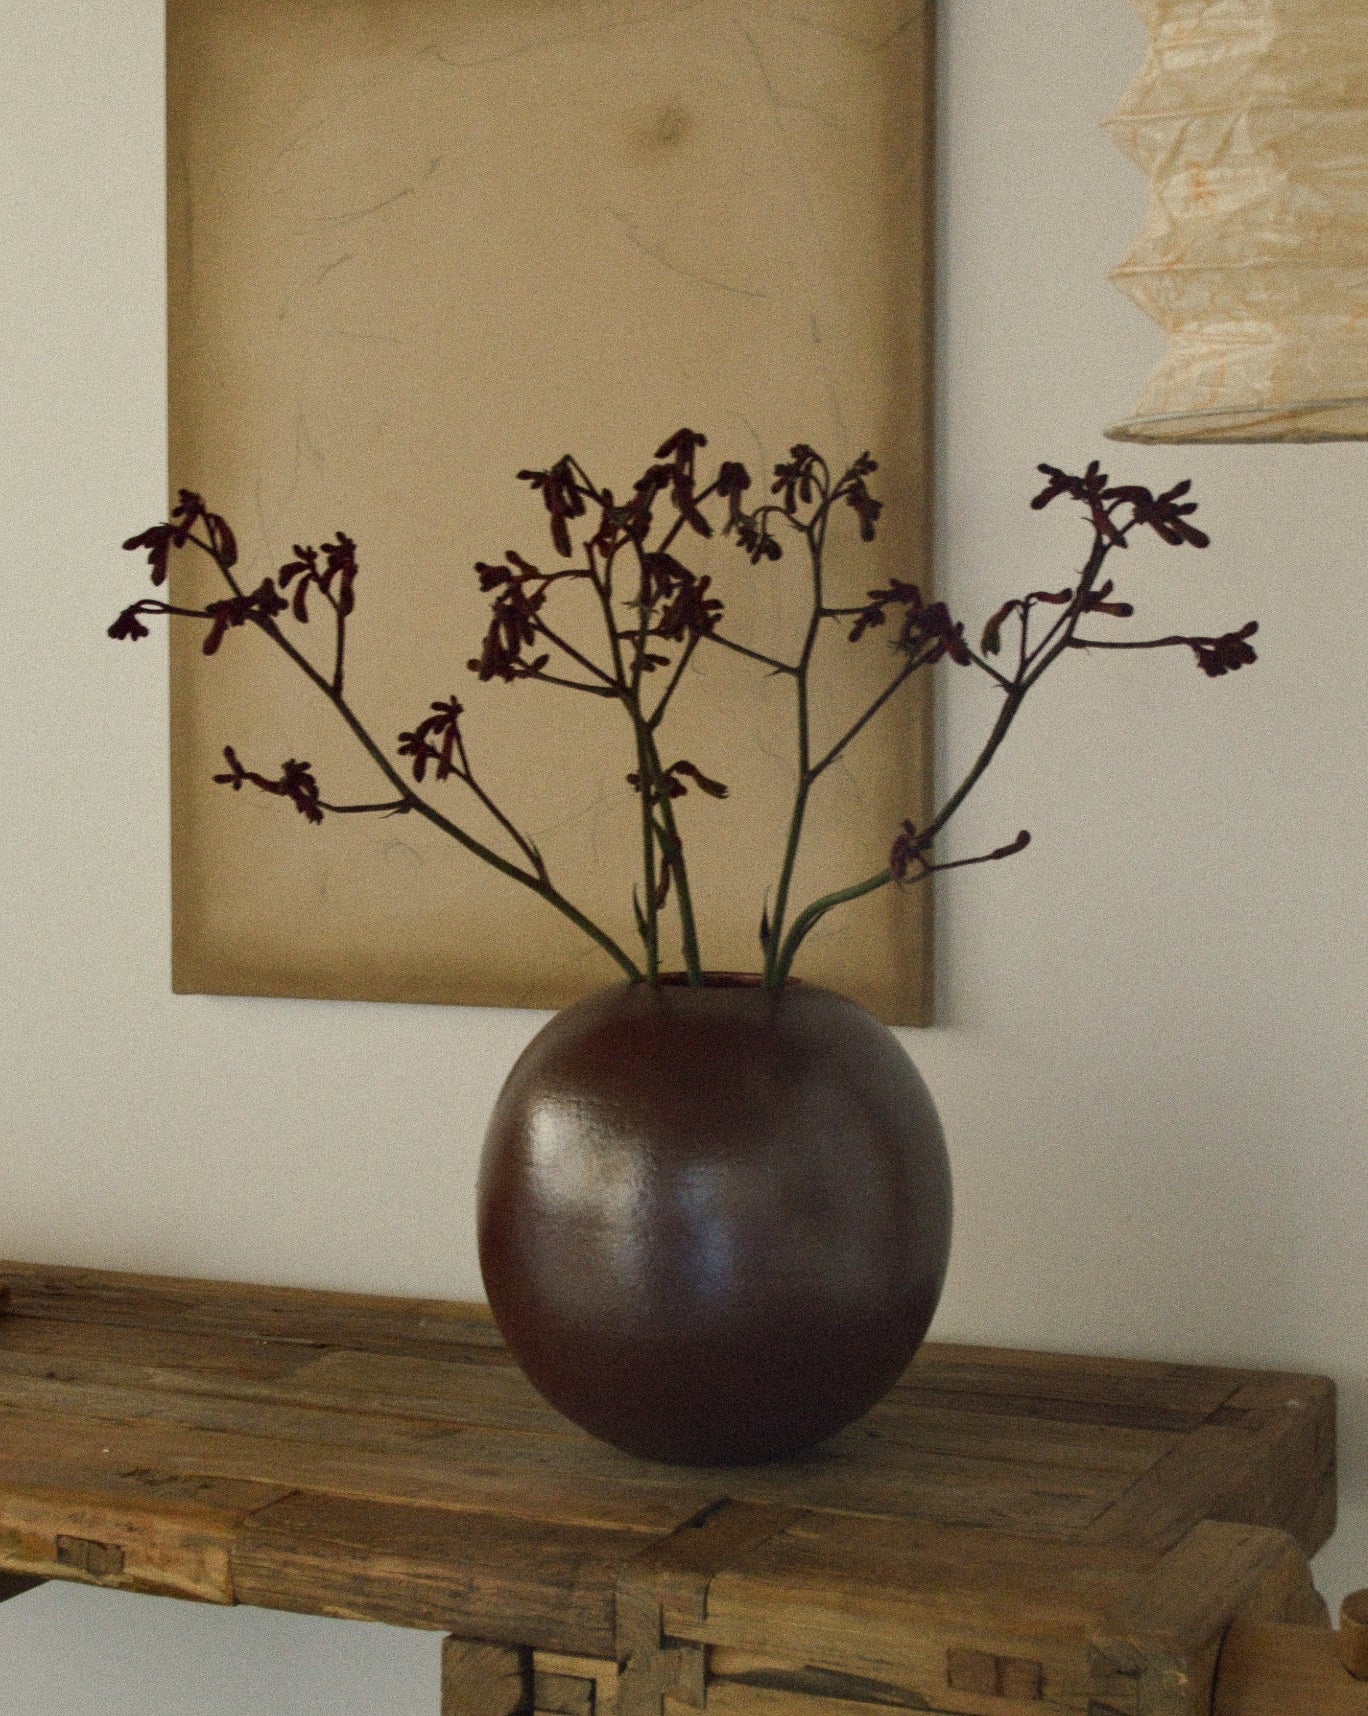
[0,1366,1191,1560]
[0,1340,574,1439]
[703,1510,1151,1635]
[694,1602,1088,1712]
[0,1261,505,1359]
[246,1347,1184,1485]
[0,1471,289,1603]
[1082,1376,1335,1556]
[709,1440,1127,1538]
[0,1456,291,1519]
[0,1364,492,1454]
[677,1683,949,1716]
[234,1492,641,1653]
[0,1314,324,1380]
[888,1386,1210,1436]
[0,1406,714,1535]
[623,1501,807,1629]
[280,1351,577,1434]
[536,1669,597,1716]
[0,1399,1145,1550]
[0,1265,1275,1413]
[707,1647,953,1709]
[0,1448,296,1516]
[0,1333,1185,1473]
[692,1521,1336,1716]
[0,1349,1183,1545]
[1220,1375,1337,1557]
[855,1392,1180,1473]
[692,1514,1148,1714]
[899,1345,1244,1424]
[224,1346,1190,1468]
[1084,1423,1257,1551]
[534,1654,621,1685]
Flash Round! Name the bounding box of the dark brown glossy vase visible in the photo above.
[477,977,951,1466]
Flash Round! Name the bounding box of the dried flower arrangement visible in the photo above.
[112,434,1257,988]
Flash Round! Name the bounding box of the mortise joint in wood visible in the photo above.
[946,1647,1043,1700]
[54,1535,125,1579]
[617,1501,806,1716]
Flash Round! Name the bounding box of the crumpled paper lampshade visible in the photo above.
[1105,0,1368,442]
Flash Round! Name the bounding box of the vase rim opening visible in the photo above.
[652,971,790,989]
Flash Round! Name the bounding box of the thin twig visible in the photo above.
[699,630,797,675]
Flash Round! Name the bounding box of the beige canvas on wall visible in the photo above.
[167,0,935,1021]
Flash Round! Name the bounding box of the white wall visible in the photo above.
[1,3,1364,1710]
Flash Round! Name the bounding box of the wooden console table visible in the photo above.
[0,1261,1362,1715]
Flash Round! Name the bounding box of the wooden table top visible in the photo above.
[0,1260,1337,1685]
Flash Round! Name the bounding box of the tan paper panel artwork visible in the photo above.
[166,0,935,1020]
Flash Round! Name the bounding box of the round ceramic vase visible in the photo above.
[477,977,951,1466]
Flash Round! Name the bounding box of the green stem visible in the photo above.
[647,632,699,730]
[530,614,617,688]
[328,591,346,694]
[773,868,895,979]
[763,778,809,985]
[770,535,1116,984]
[769,684,1026,984]
[638,721,703,982]
[453,725,548,882]
[619,538,705,980]
[763,506,829,983]
[588,540,659,975]
[699,630,796,676]
[633,716,661,979]
[808,647,933,783]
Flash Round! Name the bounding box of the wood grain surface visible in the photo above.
[0,1260,1342,1716]
[1215,1620,1368,1716]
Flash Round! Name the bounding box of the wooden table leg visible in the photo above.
[442,1639,533,1716]
[1215,1619,1368,1714]
[1340,1592,1368,1681]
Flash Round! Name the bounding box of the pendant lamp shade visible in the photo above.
[1105,0,1368,442]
